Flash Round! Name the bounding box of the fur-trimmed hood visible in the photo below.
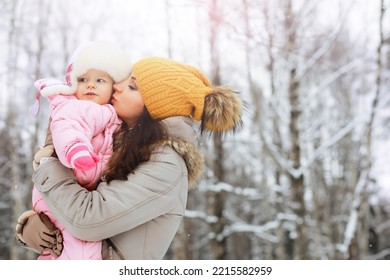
[160,138,204,189]
[160,116,204,188]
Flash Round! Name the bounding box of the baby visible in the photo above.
[31,41,132,259]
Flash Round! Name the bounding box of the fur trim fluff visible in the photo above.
[202,86,242,133]
[161,139,204,189]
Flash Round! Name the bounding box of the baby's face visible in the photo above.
[76,69,114,105]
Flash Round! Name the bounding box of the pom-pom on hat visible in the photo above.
[132,57,242,133]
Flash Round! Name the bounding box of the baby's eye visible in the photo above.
[77,77,87,83]
[128,85,136,90]
[97,78,106,83]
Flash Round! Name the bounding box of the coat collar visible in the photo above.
[160,138,204,189]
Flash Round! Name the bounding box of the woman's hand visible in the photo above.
[15,210,63,257]
[33,118,56,170]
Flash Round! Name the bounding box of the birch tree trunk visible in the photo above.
[7,0,26,260]
[284,0,308,260]
[263,0,288,260]
[349,0,385,260]
[351,0,386,260]
[206,0,227,259]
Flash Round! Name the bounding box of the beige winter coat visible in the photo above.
[31,117,204,259]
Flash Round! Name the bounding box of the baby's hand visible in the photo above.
[67,143,99,171]
[34,78,74,97]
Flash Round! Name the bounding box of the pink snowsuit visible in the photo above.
[32,95,122,260]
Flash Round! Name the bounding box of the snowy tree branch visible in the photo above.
[185,209,218,224]
[198,181,262,199]
[300,116,366,173]
[216,212,298,242]
[217,222,279,243]
[366,248,390,260]
[377,220,390,234]
[337,170,368,256]
[313,58,370,96]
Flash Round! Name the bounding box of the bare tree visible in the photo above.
[205,0,227,260]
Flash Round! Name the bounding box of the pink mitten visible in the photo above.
[34,78,75,97]
[67,143,99,171]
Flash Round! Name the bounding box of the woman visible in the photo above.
[16,57,242,259]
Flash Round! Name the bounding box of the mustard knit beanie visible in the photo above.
[132,57,242,133]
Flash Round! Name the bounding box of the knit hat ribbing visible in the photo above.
[132,57,212,121]
[132,57,242,133]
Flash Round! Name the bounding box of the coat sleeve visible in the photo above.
[31,149,186,241]
[49,96,114,167]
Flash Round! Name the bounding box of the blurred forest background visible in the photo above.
[0,0,390,260]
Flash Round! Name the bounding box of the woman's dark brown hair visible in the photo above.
[103,107,166,183]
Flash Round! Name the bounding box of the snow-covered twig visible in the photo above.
[337,170,368,256]
[197,181,263,199]
[366,248,390,260]
[217,222,279,243]
[216,213,298,242]
[184,209,218,224]
[261,115,365,179]
[377,220,390,234]
[313,58,370,96]
[300,115,366,172]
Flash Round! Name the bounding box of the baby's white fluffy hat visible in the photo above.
[66,41,132,92]
[31,41,132,116]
